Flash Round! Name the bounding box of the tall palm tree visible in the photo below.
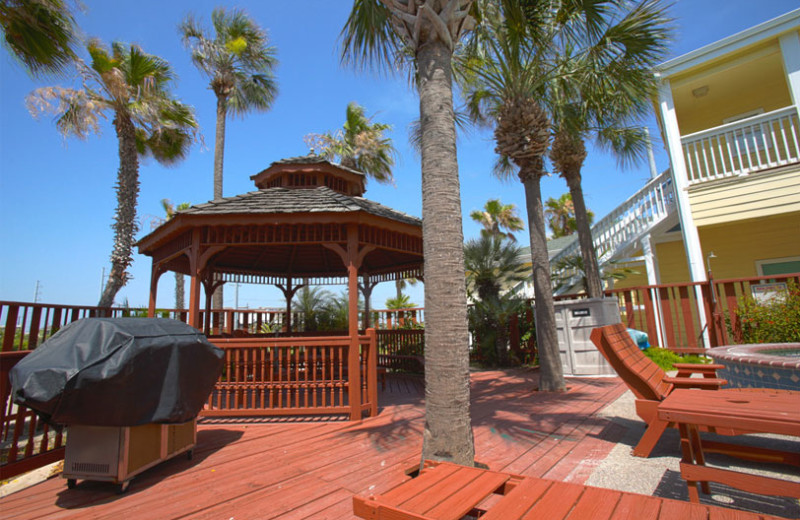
[160,199,191,309]
[460,0,566,391]
[548,0,671,298]
[181,8,278,312]
[181,8,278,201]
[28,40,197,308]
[306,101,396,184]
[342,0,477,466]
[470,198,524,241]
[1,0,78,77]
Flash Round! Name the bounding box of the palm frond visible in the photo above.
[340,0,405,73]
[0,0,79,77]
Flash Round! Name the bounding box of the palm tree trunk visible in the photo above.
[175,272,185,309]
[520,166,565,392]
[212,93,228,313]
[417,41,475,467]
[98,115,140,308]
[566,171,603,298]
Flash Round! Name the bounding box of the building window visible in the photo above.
[755,256,800,276]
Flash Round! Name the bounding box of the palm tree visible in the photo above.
[1,0,78,77]
[292,286,333,332]
[548,1,671,298]
[544,193,594,238]
[28,39,197,307]
[181,8,277,201]
[460,0,566,391]
[385,293,416,310]
[470,198,524,241]
[342,0,477,466]
[160,199,191,309]
[181,7,278,312]
[306,101,396,184]
[464,235,527,366]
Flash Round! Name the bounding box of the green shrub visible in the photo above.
[734,280,800,344]
[643,347,709,371]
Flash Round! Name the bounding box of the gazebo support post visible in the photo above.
[147,262,164,318]
[346,229,362,421]
[276,278,305,334]
[203,278,213,336]
[202,276,225,336]
[359,275,378,330]
[324,228,376,421]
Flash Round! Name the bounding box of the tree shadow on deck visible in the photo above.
[52,428,244,510]
[348,368,623,457]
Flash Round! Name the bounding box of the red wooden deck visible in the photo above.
[1,370,791,519]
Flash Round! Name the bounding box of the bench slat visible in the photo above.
[478,478,551,520]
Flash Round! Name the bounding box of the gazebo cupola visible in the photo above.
[250,155,367,196]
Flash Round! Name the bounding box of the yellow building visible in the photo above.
[549,9,800,294]
[651,8,800,285]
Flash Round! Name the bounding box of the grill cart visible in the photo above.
[10,318,223,493]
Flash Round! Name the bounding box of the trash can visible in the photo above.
[10,318,224,493]
[553,298,620,376]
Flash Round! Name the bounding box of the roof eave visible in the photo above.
[656,8,800,79]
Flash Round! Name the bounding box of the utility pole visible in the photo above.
[100,267,106,300]
[644,127,659,179]
[33,280,41,303]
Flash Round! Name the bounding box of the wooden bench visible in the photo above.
[590,323,729,457]
[353,460,789,519]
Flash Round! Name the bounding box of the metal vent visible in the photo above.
[71,462,110,474]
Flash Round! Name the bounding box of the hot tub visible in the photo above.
[707,343,800,391]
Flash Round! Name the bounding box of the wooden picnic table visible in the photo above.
[658,388,800,503]
[353,460,788,519]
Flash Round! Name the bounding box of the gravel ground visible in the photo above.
[588,388,800,518]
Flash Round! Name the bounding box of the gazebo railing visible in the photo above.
[203,331,378,420]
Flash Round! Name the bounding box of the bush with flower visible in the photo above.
[733,280,800,343]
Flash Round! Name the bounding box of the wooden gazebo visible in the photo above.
[137,156,423,420]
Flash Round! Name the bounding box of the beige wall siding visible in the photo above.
[687,167,800,226]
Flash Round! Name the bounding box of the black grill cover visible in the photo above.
[10,318,224,426]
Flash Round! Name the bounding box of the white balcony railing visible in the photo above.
[549,170,675,291]
[681,106,800,185]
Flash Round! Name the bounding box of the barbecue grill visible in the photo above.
[10,318,223,492]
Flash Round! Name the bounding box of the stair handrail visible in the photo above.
[550,169,676,290]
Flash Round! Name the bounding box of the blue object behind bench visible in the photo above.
[627,328,650,350]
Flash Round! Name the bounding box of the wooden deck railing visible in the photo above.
[0,351,65,480]
[202,332,378,419]
[376,329,424,372]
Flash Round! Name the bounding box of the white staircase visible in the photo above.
[550,169,676,293]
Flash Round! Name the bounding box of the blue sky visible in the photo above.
[1,1,797,311]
